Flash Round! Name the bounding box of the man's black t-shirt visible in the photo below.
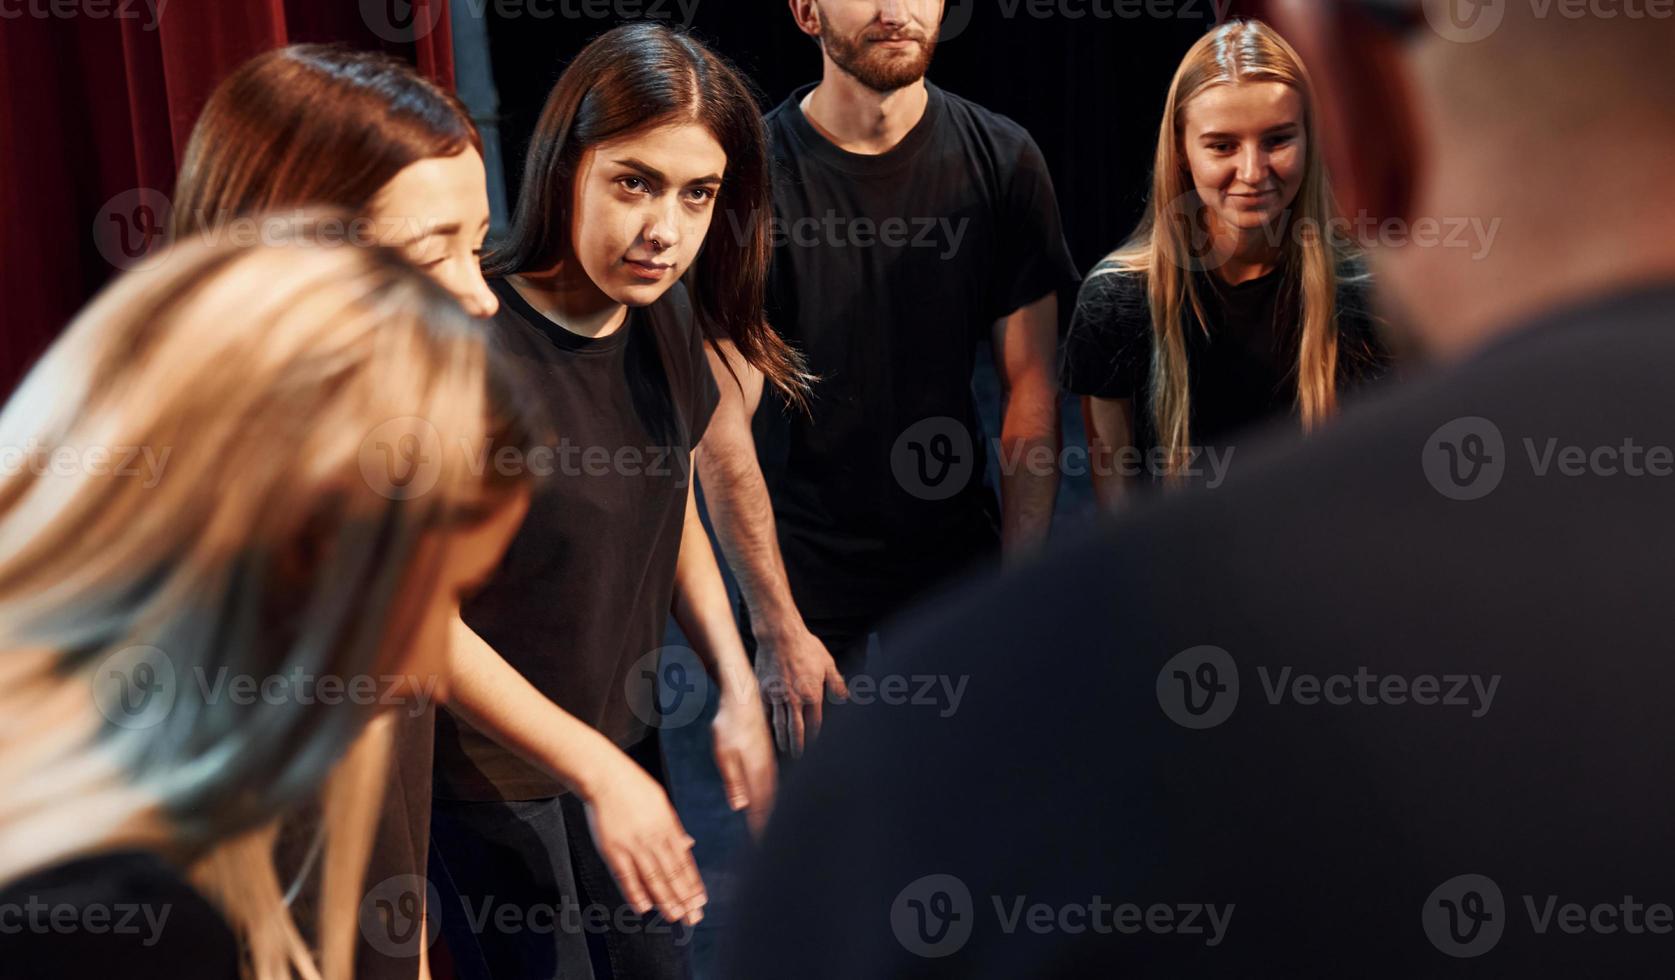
[729,283,1675,976]
[753,82,1081,621]
[1061,258,1390,479]
[434,277,719,802]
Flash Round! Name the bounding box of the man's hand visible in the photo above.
[754,624,849,757]
[712,685,778,836]
[581,761,707,927]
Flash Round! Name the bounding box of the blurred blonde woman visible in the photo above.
[0,222,536,980]
[1061,19,1391,505]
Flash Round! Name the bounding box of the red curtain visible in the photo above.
[0,0,455,397]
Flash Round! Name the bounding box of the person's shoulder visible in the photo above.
[932,83,1048,171]
[1078,259,1147,308]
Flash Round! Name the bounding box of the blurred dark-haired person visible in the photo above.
[427,23,805,980]
[0,225,533,980]
[172,44,706,980]
[1063,20,1390,508]
[728,1,1675,975]
[699,0,1079,759]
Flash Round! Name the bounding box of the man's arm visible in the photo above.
[697,340,846,757]
[446,616,706,924]
[991,292,1063,553]
[671,458,777,834]
[1082,395,1137,510]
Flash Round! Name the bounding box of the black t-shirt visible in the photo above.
[0,850,239,979]
[433,277,719,802]
[728,282,1675,976]
[1060,258,1390,480]
[753,82,1081,621]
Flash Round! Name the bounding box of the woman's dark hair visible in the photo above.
[171,44,482,238]
[486,22,811,407]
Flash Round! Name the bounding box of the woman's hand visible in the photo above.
[581,761,707,927]
[712,686,778,836]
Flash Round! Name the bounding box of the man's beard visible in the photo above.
[817,8,938,93]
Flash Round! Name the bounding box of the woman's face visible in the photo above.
[1180,81,1307,239]
[393,485,530,704]
[569,122,727,307]
[370,148,499,318]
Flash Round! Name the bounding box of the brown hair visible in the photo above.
[487,22,811,407]
[171,44,481,238]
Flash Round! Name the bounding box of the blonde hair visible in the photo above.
[0,221,533,979]
[1104,19,1346,473]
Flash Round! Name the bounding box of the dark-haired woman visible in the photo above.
[171,44,708,980]
[1062,20,1390,506]
[426,22,809,980]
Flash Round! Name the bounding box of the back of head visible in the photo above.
[170,44,481,238]
[0,216,539,977]
[1266,0,1675,353]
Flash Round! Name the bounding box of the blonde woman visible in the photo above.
[1061,19,1390,506]
[0,224,534,979]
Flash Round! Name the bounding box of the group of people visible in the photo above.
[8,0,1673,977]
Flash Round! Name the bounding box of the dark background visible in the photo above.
[482,2,1221,275]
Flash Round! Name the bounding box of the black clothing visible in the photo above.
[729,282,1675,976]
[434,277,719,801]
[1060,258,1389,475]
[0,850,239,979]
[753,82,1081,621]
